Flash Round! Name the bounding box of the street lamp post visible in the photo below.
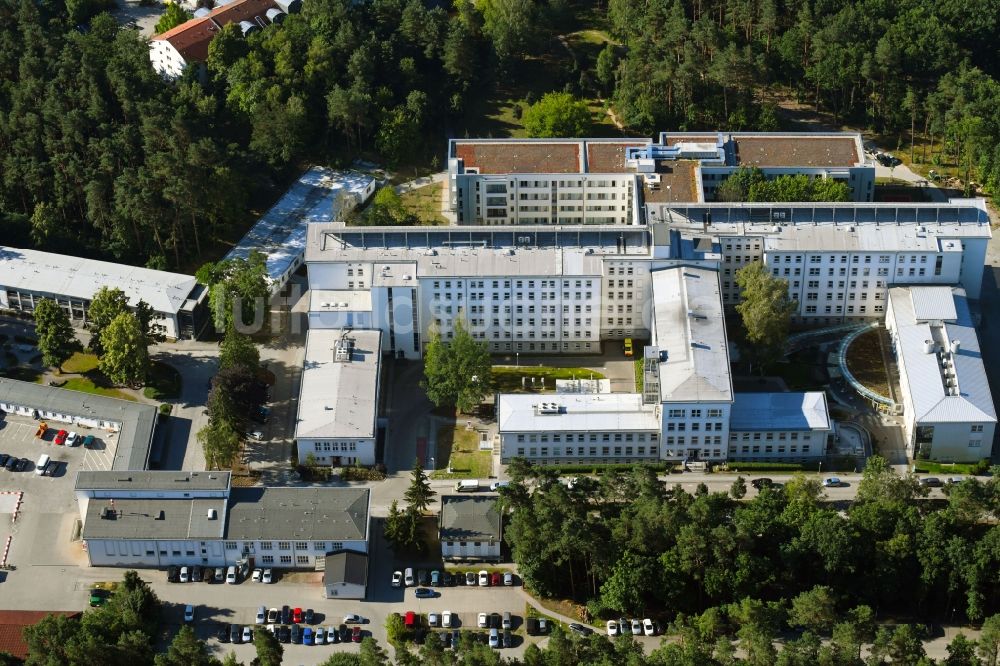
[515,352,519,367]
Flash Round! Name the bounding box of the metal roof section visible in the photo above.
[496,393,660,433]
[224,167,375,289]
[75,470,231,492]
[650,267,733,403]
[82,497,227,540]
[0,246,198,315]
[307,225,651,277]
[889,286,996,423]
[224,487,370,542]
[295,329,381,440]
[324,550,368,586]
[0,379,157,471]
[439,495,502,542]
[729,392,831,431]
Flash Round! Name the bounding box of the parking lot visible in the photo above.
[0,414,117,475]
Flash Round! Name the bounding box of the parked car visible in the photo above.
[179,566,190,583]
[214,567,225,583]
[54,430,68,445]
[303,627,314,645]
[230,625,242,643]
[631,619,642,635]
[526,618,540,635]
[503,629,512,648]
[478,570,490,586]
[414,587,436,598]
[417,569,430,586]
[489,628,499,648]
[261,568,273,584]
[304,609,315,624]
[82,435,95,448]
[465,571,477,586]
[0,454,9,467]
[489,481,511,491]
[251,569,262,583]
[17,458,29,472]
[167,566,179,583]
[428,612,439,627]
[352,626,362,643]
[502,612,512,630]
[339,624,351,642]
[568,623,593,636]
[255,607,266,624]
[225,565,237,584]
[278,625,291,643]
[489,613,502,629]
[947,477,965,485]
[822,477,844,488]
[343,613,364,624]
[643,618,656,636]
[404,568,415,587]
[183,605,194,623]
[491,572,501,586]
[315,627,326,644]
[292,608,303,624]
[242,627,252,643]
[920,477,943,487]
[280,606,291,624]
[291,624,303,644]
[750,478,773,490]
[190,566,203,583]
[392,570,403,587]
[66,432,78,446]
[327,625,339,643]
[607,620,619,636]
[431,570,441,586]
[266,608,278,623]
[443,571,454,586]
[217,624,230,642]
[3,457,16,472]
[623,337,634,357]
[503,572,514,586]
[442,611,454,628]
[478,613,488,628]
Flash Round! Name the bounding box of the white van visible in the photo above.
[455,480,480,492]
[225,565,237,584]
[35,453,50,476]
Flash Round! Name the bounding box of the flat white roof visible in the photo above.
[650,267,732,403]
[730,392,831,431]
[309,289,373,313]
[226,167,374,286]
[0,246,196,315]
[497,393,659,433]
[295,329,382,440]
[889,286,996,424]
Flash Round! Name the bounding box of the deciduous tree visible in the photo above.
[87,287,130,356]
[98,312,149,386]
[34,298,77,368]
[735,261,797,371]
[522,92,592,138]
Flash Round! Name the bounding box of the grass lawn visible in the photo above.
[633,357,643,392]
[143,361,182,400]
[62,377,136,402]
[846,330,891,398]
[913,460,989,475]
[61,352,99,374]
[399,182,447,225]
[431,425,492,479]
[491,366,606,393]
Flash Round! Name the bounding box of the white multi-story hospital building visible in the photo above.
[301,135,993,464]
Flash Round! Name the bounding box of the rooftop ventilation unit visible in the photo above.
[334,337,354,362]
[208,508,218,519]
[536,402,561,415]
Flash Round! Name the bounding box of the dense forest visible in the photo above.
[2,0,1000,268]
[502,457,1000,634]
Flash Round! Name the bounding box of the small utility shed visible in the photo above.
[439,495,502,562]
[323,550,368,599]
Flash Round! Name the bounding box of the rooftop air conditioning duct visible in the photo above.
[923,340,934,354]
[239,20,260,36]
[266,7,286,23]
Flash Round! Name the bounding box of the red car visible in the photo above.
[54,430,68,445]
[491,572,501,587]
[292,607,303,624]
[352,626,362,643]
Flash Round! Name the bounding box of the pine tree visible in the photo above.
[404,458,436,515]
